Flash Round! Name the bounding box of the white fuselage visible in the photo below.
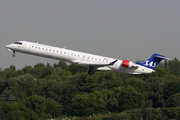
[6,41,155,74]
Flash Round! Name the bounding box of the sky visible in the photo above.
[1,0,180,70]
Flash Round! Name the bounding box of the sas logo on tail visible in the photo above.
[144,61,157,68]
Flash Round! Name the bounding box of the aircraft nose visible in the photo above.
[6,45,10,48]
[6,44,12,49]
[152,70,156,73]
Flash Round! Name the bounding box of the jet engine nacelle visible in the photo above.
[122,60,138,68]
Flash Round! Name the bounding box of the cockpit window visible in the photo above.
[14,42,22,45]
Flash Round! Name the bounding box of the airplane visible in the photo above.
[6,41,171,75]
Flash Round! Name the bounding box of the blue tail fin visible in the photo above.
[136,54,171,69]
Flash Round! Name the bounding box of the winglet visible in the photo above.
[109,59,118,65]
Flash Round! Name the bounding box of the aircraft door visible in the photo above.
[82,55,90,61]
[87,56,90,61]
[82,55,86,61]
[26,42,31,51]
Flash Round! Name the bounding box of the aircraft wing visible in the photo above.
[73,59,118,69]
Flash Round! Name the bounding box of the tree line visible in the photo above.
[0,58,180,120]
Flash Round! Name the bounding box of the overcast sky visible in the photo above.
[1,0,180,70]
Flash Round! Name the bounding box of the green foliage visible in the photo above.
[22,65,33,74]
[45,98,64,118]
[0,67,3,71]
[123,77,150,100]
[40,68,52,78]
[9,65,16,71]
[69,64,88,75]
[161,107,180,119]
[1,57,180,119]
[72,90,108,116]
[58,61,69,70]
[1,88,15,103]
[117,86,143,112]
[31,65,46,78]
[164,78,180,101]
[34,63,45,68]
[166,93,180,107]
[7,74,35,98]
[0,102,40,120]
[42,79,61,100]
[57,70,72,80]
[130,108,165,120]
[4,68,17,79]
[26,95,51,119]
[165,58,180,76]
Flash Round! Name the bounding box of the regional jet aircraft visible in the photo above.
[6,41,171,75]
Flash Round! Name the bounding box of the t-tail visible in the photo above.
[136,54,171,69]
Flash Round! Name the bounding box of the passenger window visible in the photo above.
[32,46,34,48]
[49,49,51,51]
[42,48,44,50]
[53,50,55,52]
[71,53,73,55]
[57,51,58,53]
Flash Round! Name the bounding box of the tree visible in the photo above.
[27,95,47,117]
[31,66,46,78]
[165,78,180,101]
[69,64,87,75]
[58,70,72,80]
[4,68,17,79]
[9,65,16,71]
[45,98,64,118]
[117,86,143,112]
[46,63,52,68]
[71,91,107,116]
[166,93,180,107]
[0,67,3,71]
[57,61,68,70]
[123,77,150,98]
[22,65,33,74]
[165,58,180,76]
[12,73,36,97]
[1,88,15,103]
[40,68,52,78]
[34,63,45,68]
